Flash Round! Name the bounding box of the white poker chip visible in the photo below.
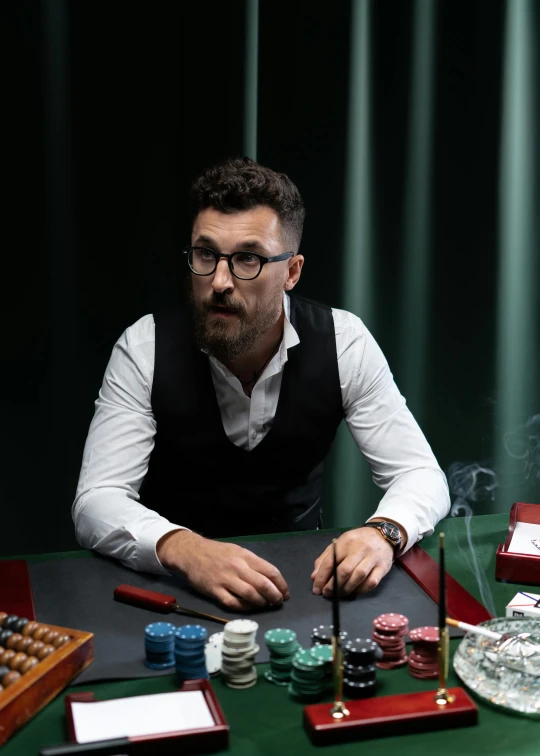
[225,619,259,635]
[208,632,224,646]
[204,641,222,676]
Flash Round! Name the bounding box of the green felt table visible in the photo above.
[3,513,539,756]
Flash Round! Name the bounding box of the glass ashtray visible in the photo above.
[453,617,540,717]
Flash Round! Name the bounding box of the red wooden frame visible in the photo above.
[495,502,540,585]
[65,679,229,755]
[399,545,493,624]
[0,559,36,620]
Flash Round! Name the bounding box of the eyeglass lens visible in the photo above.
[190,248,262,279]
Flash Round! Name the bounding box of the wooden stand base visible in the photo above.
[303,687,477,745]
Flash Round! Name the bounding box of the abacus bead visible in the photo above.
[6,634,23,649]
[0,650,16,666]
[37,645,55,661]
[53,635,70,649]
[27,641,44,657]
[0,630,13,646]
[0,665,9,679]
[20,656,39,674]
[22,621,39,637]
[3,616,19,631]
[33,626,50,641]
[0,612,7,627]
[2,670,21,687]
[13,618,28,634]
[10,652,28,671]
[42,630,59,645]
[16,637,33,654]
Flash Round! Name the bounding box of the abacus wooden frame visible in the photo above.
[0,622,94,746]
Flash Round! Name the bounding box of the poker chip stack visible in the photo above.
[311,624,348,647]
[342,637,381,699]
[144,622,175,670]
[205,632,223,678]
[408,626,440,679]
[289,648,327,701]
[372,613,409,669]
[174,624,208,684]
[221,619,259,689]
[264,628,300,686]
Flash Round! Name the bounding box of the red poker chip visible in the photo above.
[409,669,439,679]
[373,624,408,637]
[376,656,408,669]
[409,651,437,664]
[408,626,439,643]
[408,658,438,669]
[374,613,409,628]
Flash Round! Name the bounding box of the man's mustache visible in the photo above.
[201,294,247,318]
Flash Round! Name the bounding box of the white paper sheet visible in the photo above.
[508,521,540,556]
[72,690,215,743]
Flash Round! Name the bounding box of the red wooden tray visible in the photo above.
[495,502,540,585]
[64,678,229,755]
[400,544,493,624]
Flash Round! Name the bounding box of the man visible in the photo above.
[73,157,450,611]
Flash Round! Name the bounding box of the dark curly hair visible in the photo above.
[191,157,305,251]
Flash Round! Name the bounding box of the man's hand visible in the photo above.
[157,530,290,611]
[311,527,396,597]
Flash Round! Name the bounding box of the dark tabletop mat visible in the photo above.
[29,532,462,684]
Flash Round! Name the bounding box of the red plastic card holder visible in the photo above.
[496,502,540,585]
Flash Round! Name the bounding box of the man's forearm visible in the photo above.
[72,490,186,574]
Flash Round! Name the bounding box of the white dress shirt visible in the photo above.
[73,294,450,574]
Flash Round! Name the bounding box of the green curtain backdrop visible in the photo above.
[2,0,539,557]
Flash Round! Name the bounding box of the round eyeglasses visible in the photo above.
[184,246,295,281]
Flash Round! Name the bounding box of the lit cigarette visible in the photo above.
[446,617,502,641]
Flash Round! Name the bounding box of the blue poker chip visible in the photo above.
[145,658,175,670]
[175,625,208,642]
[146,622,176,637]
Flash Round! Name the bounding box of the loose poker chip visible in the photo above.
[208,632,224,646]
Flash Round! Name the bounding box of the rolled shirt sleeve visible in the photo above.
[72,315,185,573]
[333,307,450,552]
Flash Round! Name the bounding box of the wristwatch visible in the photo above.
[362,520,403,555]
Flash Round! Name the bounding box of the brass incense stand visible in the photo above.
[329,540,350,719]
[435,533,455,706]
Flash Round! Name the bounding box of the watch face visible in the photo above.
[381,522,400,543]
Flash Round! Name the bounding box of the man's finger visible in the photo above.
[246,570,287,605]
[312,552,334,594]
[227,577,268,608]
[214,588,258,613]
[322,554,367,597]
[340,557,377,595]
[247,553,290,599]
[311,546,331,579]
[355,565,387,595]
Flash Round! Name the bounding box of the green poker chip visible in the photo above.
[293,649,325,668]
[310,645,333,663]
[265,628,297,644]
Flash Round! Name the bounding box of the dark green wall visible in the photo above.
[2,0,539,557]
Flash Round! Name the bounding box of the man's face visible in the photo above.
[189,206,293,362]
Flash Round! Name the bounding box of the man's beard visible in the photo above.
[188,283,283,363]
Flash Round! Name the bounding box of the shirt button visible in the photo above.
[252,431,257,440]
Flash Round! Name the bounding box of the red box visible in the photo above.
[496,502,540,585]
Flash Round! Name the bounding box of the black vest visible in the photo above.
[140,295,344,537]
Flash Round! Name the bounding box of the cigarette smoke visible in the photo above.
[448,463,497,617]
[504,413,540,482]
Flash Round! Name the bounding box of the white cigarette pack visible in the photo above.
[506,591,540,619]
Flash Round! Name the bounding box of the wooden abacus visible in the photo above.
[0,611,94,746]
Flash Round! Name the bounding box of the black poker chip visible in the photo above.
[343,638,382,664]
[343,662,377,682]
[343,678,377,699]
[311,625,348,645]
